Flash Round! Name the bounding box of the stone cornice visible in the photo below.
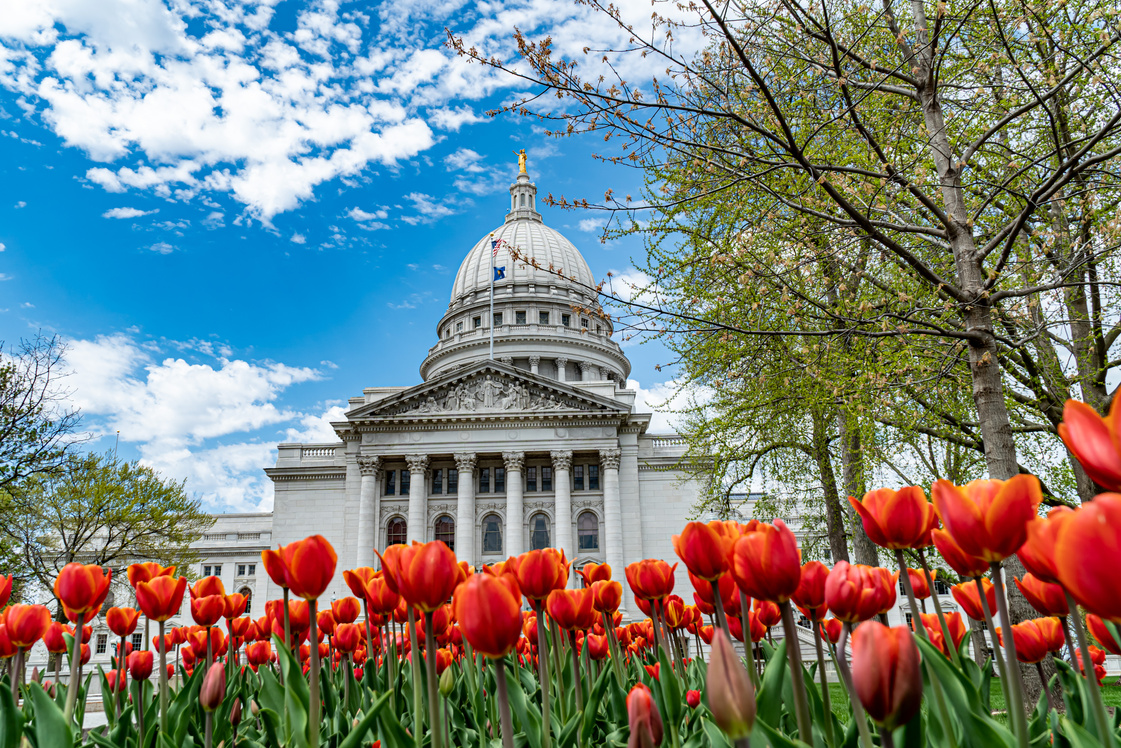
[264,467,347,482]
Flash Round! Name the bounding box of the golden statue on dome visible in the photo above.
[515,148,527,174]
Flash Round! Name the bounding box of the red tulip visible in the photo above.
[626,684,664,748]
[279,535,338,601]
[261,549,289,589]
[247,640,273,668]
[200,662,226,711]
[672,521,735,581]
[644,663,660,681]
[577,562,613,586]
[363,572,401,616]
[1017,507,1073,584]
[334,623,362,654]
[342,567,376,599]
[918,612,967,656]
[822,618,843,644]
[686,690,701,709]
[104,669,127,693]
[1058,397,1121,491]
[80,643,91,665]
[136,575,187,623]
[547,588,596,631]
[591,580,623,614]
[0,627,14,659]
[0,575,11,609]
[317,609,337,636]
[850,486,938,549]
[43,622,69,654]
[223,593,248,619]
[905,568,931,600]
[190,576,226,599]
[332,597,361,624]
[455,573,523,659]
[1034,616,1065,653]
[1087,615,1121,656]
[824,562,897,623]
[586,633,609,660]
[106,607,140,637]
[127,563,175,588]
[932,529,989,578]
[950,579,996,622]
[730,520,801,603]
[1075,645,1108,685]
[707,629,755,738]
[851,621,923,730]
[931,476,1042,563]
[379,541,462,613]
[191,595,226,627]
[1014,573,1068,617]
[1054,492,1121,622]
[5,604,50,649]
[510,549,570,602]
[792,561,830,621]
[128,650,154,680]
[54,563,112,616]
[754,599,782,628]
[996,619,1051,663]
[625,559,678,601]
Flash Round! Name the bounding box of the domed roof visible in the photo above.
[449,171,596,303]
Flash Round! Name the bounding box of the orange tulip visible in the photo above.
[455,573,523,659]
[821,618,843,644]
[1087,614,1121,656]
[1058,397,1121,491]
[279,534,338,601]
[228,617,252,641]
[334,622,362,654]
[547,588,597,631]
[362,572,401,616]
[1017,507,1072,584]
[754,599,782,628]
[918,612,966,656]
[1034,616,1065,653]
[576,562,613,586]
[626,684,664,748]
[728,612,767,643]
[0,575,10,609]
[932,529,989,579]
[332,597,361,624]
[514,548,570,601]
[127,562,175,588]
[189,576,226,599]
[792,561,830,621]
[950,579,996,622]
[996,619,1051,663]
[342,567,376,598]
[223,593,248,618]
[1014,573,1068,617]
[316,609,337,636]
[43,622,70,654]
[905,568,932,600]
[247,640,273,667]
[5,604,50,649]
[54,563,112,616]
[625,559,678,602]
[191,595,226,627]
[851,621,923,730]
[850,487,938,550]
[587,580,621,615]
[128,650,154,680]
[672,521,735,581]
[379,540,462,613]
[135,575,188,622]
[261,548,289,589]
[690,570,738,614]
[824,562,897,623]
[586,633,609,660]
[1054,492,1121,622]
[730,520,801,603]
[931,476,1042,563]
[107,607,140,637]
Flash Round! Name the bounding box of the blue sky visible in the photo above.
[0,0,684,512]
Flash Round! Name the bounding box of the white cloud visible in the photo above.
[607,268,652,302]
[20,302,34,308]
[290,233,306,244]
[0,243,6,251]
[578,218,603,233]
[0,274,12,281]
[283,402,348,443]
[428,106,482,131]
[14,201,26,208]
[102,206,157,219]
[400,192,454,225]
[348,206,388,221]
[445,147,484,173]
[149,241,175,254]
[627,377,712,434]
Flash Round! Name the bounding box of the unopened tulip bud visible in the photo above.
[439,666,455,697]
[30,667,40,683]
[230,698,242,726]
[706,629,755,739]
[686,690,701,709]
[200,662,227,712]
[250,700,260,717]
[626,683,664,748]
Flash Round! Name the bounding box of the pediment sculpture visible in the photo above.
[385,373,595,416]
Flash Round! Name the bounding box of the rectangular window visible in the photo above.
[581,318,589,328]
[385,470,396,495]
[248,564,256,576]
[539,311,550,325]
[456,321,463,332]
[131,633,143,651]
[493,312,503,327]
[479,467,490,493]
[447,468,458,493]
[574,465,584,490]
[203,565,211,576]
[526,466,537,492]
[432,469,443,495]
[515,311,526,325]
[596,325,602,334]
[400,469,410,494]
[934,580,950,596]
[495,467,506,493]
[473,316,482,328]
[588,465,600,490]
[905,613,914,627]
[213,565,222,577]
[238,564,246,576]
[561,314,571,327]
[96,634,108,655]
[542,466,553,491]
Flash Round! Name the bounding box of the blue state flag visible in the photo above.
[494,266,506,281]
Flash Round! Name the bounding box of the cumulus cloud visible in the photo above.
[445,148,484,173]
[627,377,712,434]
[400,192,455,225]
[348,206,388,221]
[149,242,175,254]
[103,206,157,219]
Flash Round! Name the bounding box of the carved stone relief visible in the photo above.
[384,372,595,416]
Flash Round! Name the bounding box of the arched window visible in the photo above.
[578,511,599,552]
[387,518,407,546]
[482,514,503,554]
[435,516,455,550]
[239,587,253,616]
[530,513,550,550]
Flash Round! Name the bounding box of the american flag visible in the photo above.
[492,239,500,258]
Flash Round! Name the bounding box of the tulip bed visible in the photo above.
[1,397,1121,748]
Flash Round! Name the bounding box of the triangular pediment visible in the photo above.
[344,361,628,421]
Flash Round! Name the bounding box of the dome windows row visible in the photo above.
[384,510,601,556]
[443,309,605,339]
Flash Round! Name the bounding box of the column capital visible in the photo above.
[406,454,429,475]
[556,357,568,367]
[502,451,525,472]
[500,356,513,366]
[357,455,382,477]
[550,450,573,471]
[599,448,621,470]
[579,362,590,375]
[529,355,540,366]
[454,452,477,472]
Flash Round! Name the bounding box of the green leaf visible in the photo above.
[275,636,310,748]
[502,658,542,748]
[700,718,733,748]
[657,644,683,728]
[756,639,788,727]
[27,684,71,748]
[580,664,613,746]
[0,686,23,748]
[338,692,389,748]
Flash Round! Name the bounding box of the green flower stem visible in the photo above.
[975,576,1008,711]
[1065,590,1116,748]
[813,624,836,748]
[158,620,168,735]
[989,562,1030,748]
[778,600,813,744]
[493,658,516,748]
[711,579,730,639]
[424,611,444,748]
[837,623,875,748]
[918,550,962,670]
[603,611,625,687]
[407,607,424,747]
[11,648,23,703]
[64,610,85,725]
[307,598,322,748]
[569,632,584,722]
[362,599,374,669]
[532,599,552,748]
[738,590,760,690]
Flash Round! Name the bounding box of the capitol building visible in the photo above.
[190,163,703,618]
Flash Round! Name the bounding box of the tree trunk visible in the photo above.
[838,411,877,566]
[810,408,850,564]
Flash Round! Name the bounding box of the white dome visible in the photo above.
[450,220,596,304]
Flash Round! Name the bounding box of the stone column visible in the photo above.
[529,356,540,375]
[406,454,429,544]
[454,453,477,566]
[356,456,381,568]
[601,448,624,603]
[551,451,574,577]
[556,357,568,383]
[503,452,525,556]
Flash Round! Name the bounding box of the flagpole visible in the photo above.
[489,234,495,360]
